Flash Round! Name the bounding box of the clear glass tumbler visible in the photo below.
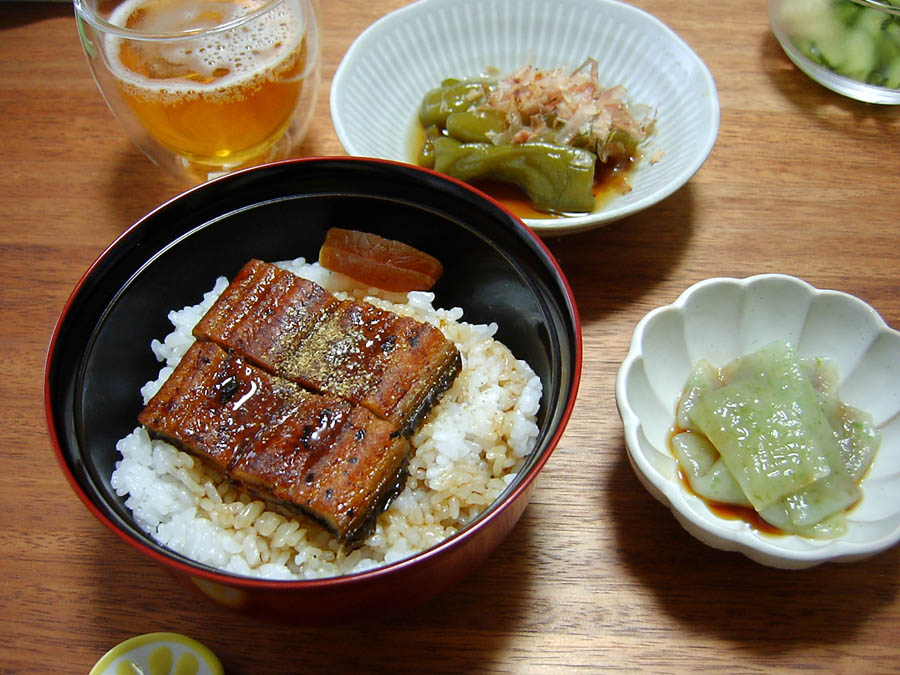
[74,0,321,182]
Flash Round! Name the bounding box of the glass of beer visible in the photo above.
[74,0,320,182]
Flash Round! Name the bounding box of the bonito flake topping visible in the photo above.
[479,58,656,163]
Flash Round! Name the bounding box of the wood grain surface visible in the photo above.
[1,0,899,672]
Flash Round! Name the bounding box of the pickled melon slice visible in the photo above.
[759,500,849,539]
[671,431,751,506]
[675,358,719,430]
[688,342,836,511]
[319,228,443,293]
[674,341,880,538]
[807,356,882,482]
[782,471,860,527]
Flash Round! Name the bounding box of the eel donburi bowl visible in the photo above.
[44,157,581,623]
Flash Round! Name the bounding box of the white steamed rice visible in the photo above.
[110,257,542,580]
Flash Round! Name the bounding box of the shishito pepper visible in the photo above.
[432,136,597,213]
[445,110,507,143]
[418,79,491,127]
[418,111,507,168]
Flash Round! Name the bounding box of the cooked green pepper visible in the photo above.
[419,108,507,170]
[445,110,507,143]
[417,79,490,128]
[417,124,442,168]
[432,136,597,213]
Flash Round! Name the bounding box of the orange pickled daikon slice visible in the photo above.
[319,228,444,293]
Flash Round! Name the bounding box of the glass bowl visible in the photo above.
[770,0,900,104]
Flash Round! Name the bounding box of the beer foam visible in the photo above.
[105,0,307,99]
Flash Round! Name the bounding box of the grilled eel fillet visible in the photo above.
[192,259,462,435]
[138,341,410,547]
[140,259,461,547]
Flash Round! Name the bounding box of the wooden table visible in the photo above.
[2,0,898,672]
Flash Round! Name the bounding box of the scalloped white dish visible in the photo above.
[616,274,900,569]
[330,0,719,235]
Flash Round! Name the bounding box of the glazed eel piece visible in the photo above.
[138,341,410,547]
[192,259,462,435]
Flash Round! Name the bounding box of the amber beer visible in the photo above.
[104,0,312,173]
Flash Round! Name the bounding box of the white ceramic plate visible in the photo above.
[331,0,720,235]
[616,274,900,569]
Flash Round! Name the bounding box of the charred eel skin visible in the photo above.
[140,260,461,548]
[193,259,462,434]
[139,341,411,546]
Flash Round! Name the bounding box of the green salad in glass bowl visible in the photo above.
[770,0,900,103]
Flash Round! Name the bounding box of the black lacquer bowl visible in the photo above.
[44,157,581,623]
